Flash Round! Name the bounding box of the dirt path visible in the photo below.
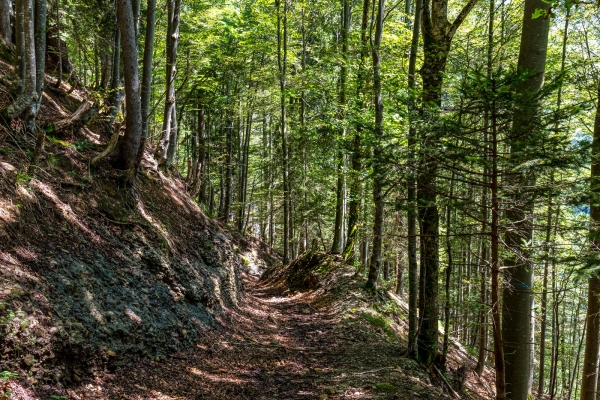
[73,272,440,400]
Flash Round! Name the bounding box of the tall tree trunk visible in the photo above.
[277,0,290,264]
[406,0,422,360]
[502,0,550,396]
[27,0,46,133]
[416,0,479,366]
[221,116,233,223]
[441,174,454,370]
[491,100,506,400]
[365,0,385,291]
[0,0,11,48]
[155,0,181,167]
[3,0,36,122]
[111,0,142,173]
[132,0,141,41]
[344,0,369,263]
[476,0,494,377]
[15,0,26,86]
[331,0,351,254]
[107,27,121,124]
[580,85,600,400]
[139,0,156,153]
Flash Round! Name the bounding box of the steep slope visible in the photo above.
[0,59,277,397]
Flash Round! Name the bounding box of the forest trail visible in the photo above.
[71,271,444,400]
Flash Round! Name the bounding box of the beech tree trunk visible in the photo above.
[343,0,369,264]
[0,0,11,48]
[276,0,290,264]
[502,0,550,397]
[27,0,46,132]
[111,0,142,172]
[331,0,350,254]
[140,0,156,143]
[155,0,181,167]
[3,0,36,122]
[365,0,385,291]
[107,28,121,124]
[580,85,600,400]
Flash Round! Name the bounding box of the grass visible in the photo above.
[358,312,396,339]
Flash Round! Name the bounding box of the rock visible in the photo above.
[23,354,36,367]
[412,383,425,392]
[107,350,117,357]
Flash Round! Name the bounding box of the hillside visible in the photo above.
[0,73,497,399]
[0,60,277,397]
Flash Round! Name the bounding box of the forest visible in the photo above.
[0,0,600,398]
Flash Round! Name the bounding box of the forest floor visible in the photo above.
[49,254,496,400]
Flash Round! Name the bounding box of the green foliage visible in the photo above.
[0,371,18,381]
[358,312,395,339]
[375,383,396,391]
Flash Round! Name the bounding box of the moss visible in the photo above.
[359,312,395,339]
[375,383,396,391]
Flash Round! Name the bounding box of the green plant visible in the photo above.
[0,371,18,381]
[72,140,95,152]
[15,171,32,185]
[359,312,396,339]
[50,395,67,400]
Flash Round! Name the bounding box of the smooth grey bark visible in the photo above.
[0,0,11,48]
[132,0,141,41]
[501,0,550,397]
[406,0,422,360]
[15,0,26,85]
[112,0,142,172]
[365,0,385,291]
[140,0,156,141]
[276,0,290,264]
[107,28,121,124]
[155,0,181,167]
[331,0,351,254]
[581,81,600,400]
[3,0,36,122]
[27,0,46,132]
[343,0,369,264]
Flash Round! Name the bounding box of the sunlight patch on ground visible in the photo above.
[188,367,251,384]
[135,199,174,251]
[32,180,102,243]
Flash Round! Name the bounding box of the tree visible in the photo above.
[155,0,182,168]
[501,0,551,396]
[580,81,600,400]
[365,0,385,290]
[111,0,142,172]
[416,0,480,366]
[0,0,11,48]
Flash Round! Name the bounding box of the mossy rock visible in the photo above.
[375,383,396,391]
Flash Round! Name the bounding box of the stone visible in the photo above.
[23,354,36,366]
[412,383,424,392]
